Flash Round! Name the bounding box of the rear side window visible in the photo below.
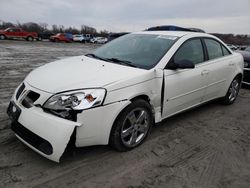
[221,45,231,56]
[204,39,223,60]
[174,39,204,65]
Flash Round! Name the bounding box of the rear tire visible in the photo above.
[26,36,33,41]
[110,99,153,151]
[221,76,241,105]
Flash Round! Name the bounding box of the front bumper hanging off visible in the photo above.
[8,100,80,162]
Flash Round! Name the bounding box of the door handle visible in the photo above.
[228,61,235,66]
[201,70,209,76]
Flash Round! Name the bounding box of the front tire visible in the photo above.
[0,34,6,40]
[110,99,153,151]
[221,76,241,105]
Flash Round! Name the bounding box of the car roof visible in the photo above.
[134,31,211,38]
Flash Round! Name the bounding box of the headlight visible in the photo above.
[244,61,249,68]
[43,89,106,111]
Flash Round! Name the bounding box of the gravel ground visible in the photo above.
[0,40,250,188]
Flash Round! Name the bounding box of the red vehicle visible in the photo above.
[0,27,38,41]
[50,33,73,42]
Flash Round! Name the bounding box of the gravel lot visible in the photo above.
[0,40,250,188]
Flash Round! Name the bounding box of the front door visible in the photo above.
[162,38,208,118]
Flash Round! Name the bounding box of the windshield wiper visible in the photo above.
[106,58,137,68]
[85,53,109,62]
[85,54,137,68]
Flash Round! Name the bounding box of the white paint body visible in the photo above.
[72,35,85,42]
[10,31,243,162]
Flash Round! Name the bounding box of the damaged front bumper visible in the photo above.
[7,83,81,162]
[8,101,80,162]
[7,82,131,162]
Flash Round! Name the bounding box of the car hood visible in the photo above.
[25,55,147,93]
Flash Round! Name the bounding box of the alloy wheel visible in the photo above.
[228,79,240,102]
[121,108,150,148]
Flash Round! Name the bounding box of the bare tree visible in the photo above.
[39,23,48,31]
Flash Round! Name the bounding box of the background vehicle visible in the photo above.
[187,28,206,33]
[227,44,238,51]
[107,32,129,42]
[0,27,38,41]
[146,25,205,32]
[90,37,108,44]
[73,34,86,43]
[83,34,93,43]
[50,33,73,42]
[238,46,250,86]
[37,31,54,41]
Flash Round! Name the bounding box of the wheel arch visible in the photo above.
[130,94,151,103]
[108,96,154,147]
[235,73,243,81]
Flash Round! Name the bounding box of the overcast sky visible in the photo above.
[0,0,250,34]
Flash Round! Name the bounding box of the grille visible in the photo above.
[22,91,40,108]
[16,83,25,100]
[11,121,53,155]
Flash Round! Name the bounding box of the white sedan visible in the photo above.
[91,37,108,44]
[72,34,85,43]
[7,31,243,162]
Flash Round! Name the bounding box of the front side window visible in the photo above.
[90,34,178,69]
[205,38,223,60]
[173,39,204,65]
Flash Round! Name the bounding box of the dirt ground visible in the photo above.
[0,40,250,188]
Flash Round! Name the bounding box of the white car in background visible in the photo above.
[7,31,243,162]
[91,37,108,44]
[227,44,238,51]
[73,34,85,43]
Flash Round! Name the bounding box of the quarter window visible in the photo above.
[205,39,223,60]
[221,45,231,56]
[174,39,204,65]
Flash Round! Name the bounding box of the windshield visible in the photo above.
[88,33,178,69]
[245,46,250,52]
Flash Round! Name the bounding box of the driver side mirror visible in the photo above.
[166,59,195,70]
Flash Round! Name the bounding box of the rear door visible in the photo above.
[162,38,208,118]
[201,38,234,101]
